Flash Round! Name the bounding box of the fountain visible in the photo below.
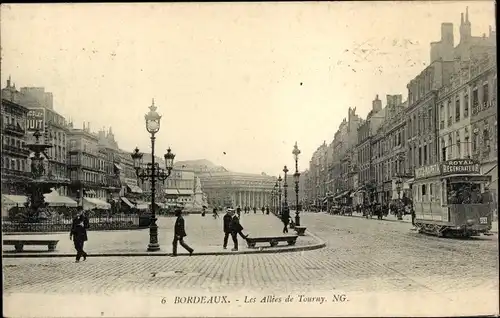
[24,130,70,221]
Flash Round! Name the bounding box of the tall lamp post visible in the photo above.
[283,166,289,208]
[292,142,301,226]
[277,176,282,215]
[131,99,176,252]
[395,178,403,220]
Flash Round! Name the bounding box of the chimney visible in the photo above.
[372,94,382,112]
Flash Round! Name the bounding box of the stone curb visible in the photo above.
[2,230,326,259]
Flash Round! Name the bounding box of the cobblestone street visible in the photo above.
[3,212,498,316]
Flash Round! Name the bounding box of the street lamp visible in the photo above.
[292,142,301,226]
[395,178,403,220]
[283,166,289,208]
[131,99,176,252]
[271,188,276,214]
[277,176,282,215]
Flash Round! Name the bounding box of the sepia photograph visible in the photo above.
[1,2,498,317]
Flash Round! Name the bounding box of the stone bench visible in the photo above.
[246,235,298,248]
[3,239,59,252]
[294,226,307,236]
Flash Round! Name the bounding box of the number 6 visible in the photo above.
[161,297,166,304]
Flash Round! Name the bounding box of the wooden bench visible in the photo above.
[3,240,59,252]
[294,226,307,236]
[246,235,298,248]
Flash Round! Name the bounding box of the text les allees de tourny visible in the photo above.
[167,294,348,305]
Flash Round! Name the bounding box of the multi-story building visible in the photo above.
[330,107,362,204]
[374,95,408,204]
[308,142,328,208]
[66,123,110,209]
[356,95,385,204]
[469,53,497,206]
[2,80,70,195]
[1,91,30,195]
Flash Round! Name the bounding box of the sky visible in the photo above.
[1,2,495,176]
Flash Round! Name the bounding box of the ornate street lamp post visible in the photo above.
[292,142,301,226]
[395,178,403,220]
[277,176,282,215]
[271,188,276,214]
[283,166,289,208]
[131,99,175,252]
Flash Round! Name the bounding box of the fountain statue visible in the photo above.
[24,130,70,221]
[183,176,206,213]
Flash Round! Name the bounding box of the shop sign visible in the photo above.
[414,163,441,180]
[442,159,480,175]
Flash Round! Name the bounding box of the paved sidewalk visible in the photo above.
[2,213,323,257]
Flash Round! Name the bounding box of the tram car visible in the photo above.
[411,159,493,238]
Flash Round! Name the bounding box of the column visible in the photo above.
[239,191,242,207]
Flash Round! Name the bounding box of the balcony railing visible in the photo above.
[2,144,30,156]
[3,123,25,135]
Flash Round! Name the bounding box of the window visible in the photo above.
[455,96,460,122]
[483,128,490,152]
[472,88,479,114]
[448,135,453,159]
[441,138,446,162]
[428,108,433,131]
[456,133,461,157]
[422,184,427,198]
[423,145,428,165]
[418,147,422,166]
[483,82,489,106]
[464,94,469,117]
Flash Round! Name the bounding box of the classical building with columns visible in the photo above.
[199,171,275,208]
[173,159,275,208]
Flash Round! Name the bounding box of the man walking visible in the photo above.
[70,208,89,263]
[172,209,194,256]
[229,209,248,251]
[281,206,290,234]
[223,209,233,249]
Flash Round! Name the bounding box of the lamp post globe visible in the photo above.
[145,99,161,134]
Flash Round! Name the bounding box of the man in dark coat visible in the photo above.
[223,209,233,249]
[281,206,290,234]
[172,209,194,256]
[229,209,248,251]
[70,210,89,263]
[236,206,242,218]
[265,206,270,215]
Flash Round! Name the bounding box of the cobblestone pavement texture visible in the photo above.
[3,214,317,255]
[3,212,498,296]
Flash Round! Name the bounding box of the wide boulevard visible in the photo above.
[3,212,498,317]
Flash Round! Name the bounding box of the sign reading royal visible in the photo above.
[26,108,45,132]
[442,159,480,175]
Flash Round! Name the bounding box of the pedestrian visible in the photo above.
[201,206,206,217]
[229,209,248,251]
[213,207,219,219]
[222,209,233,249]
[253,207,257,214]
[236,206,242,217]
[266,206,270,215]
[172,208,194,257]
[70,209,89,263]
[281,206,290,234]
[261,206,265,214]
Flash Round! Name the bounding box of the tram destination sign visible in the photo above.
[442,159,480,175]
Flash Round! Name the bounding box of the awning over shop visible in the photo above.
[44,193,78,207]
[178,189,194,196]
[165,189,180,195]
[121,197,134,208]
[135,203,149,210]
[114,163,122,171]
[83,197,111,210]
[2,194,27,206]
[333,191,350,200]
[126,183,143,194]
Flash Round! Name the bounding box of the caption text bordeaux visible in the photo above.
[166,294,348,305]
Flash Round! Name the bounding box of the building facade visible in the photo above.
[1,97,30,195]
